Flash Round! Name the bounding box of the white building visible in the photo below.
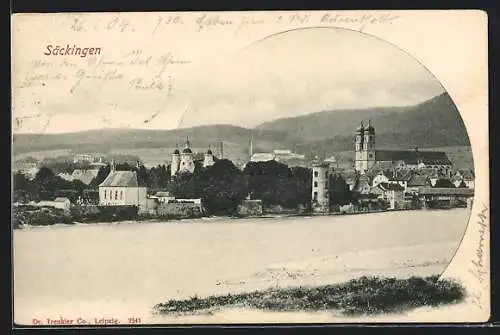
[452,169,475,189]
[203,148,215,168]
[154,191,176,203]
[170,148,180,178]
[29,197,71,211]
[98,167,147,211]
[73,153,103,164]
[170,138,196,177]
[53,197,71,210]
[250,153,276,162]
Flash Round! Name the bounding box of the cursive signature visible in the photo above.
[471,290,483,310]
[320,13,400,32]
[468,202,489,285]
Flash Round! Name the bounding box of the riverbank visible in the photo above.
[13,204,467,229]
[153,275,465,316]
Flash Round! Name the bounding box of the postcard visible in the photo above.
[11,10,489,326]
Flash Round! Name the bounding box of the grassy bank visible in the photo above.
[153,276,465,316]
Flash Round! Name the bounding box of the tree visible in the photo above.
[170,171,200,199]
[288,166,312,208]
[90,164,111,187]
[329,173,355,208]
[34,166,55,184]
[244,160,297,208]
[199,159,248,215]
[154,164,170,190]
[136,165,151,187]
[13,172,30,191]
[13,172,32,203]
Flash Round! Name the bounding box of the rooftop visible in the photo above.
[417,187,474,196]
[378,182,405,191]
[99,170,139,187]
[72,169,99,185]
[407,174,430,187]
[375,150,452,166]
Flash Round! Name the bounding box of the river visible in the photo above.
[13,209,470,325]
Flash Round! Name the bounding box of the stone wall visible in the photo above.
[155,202,204,219]
[237,200,263,216]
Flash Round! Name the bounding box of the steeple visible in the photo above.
[173,139,180,154]
[366,119,375,133]
[356,121,365,133]
[182,136,193,154]
[203,145,215,168]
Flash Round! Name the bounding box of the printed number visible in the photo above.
[128,317,141,324]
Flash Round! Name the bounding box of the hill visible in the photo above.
[13,124,301,157]
[257,92,470,149]
[13,92,472,170]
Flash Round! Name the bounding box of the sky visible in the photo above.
[179,28,445,129]
[12,26,444,134]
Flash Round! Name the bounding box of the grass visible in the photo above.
[152,275,465,317]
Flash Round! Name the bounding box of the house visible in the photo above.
[73,153,104,164]
[29,197,71,211]
[250,153,276,162]
[154,191,176,203]
[406,174,431,194]
[353,173,372,194]
[384,170,413,191]
[98,168,147,212]
[371,172,390,188]
[53,197,71,210]
[452,169,475,189]
[273,150,306,161]
[90,156,107,168]
[427,170,440,187]
[377,183,405,210]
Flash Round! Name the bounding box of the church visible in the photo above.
[354,121,453,174]
[170,138,215,178]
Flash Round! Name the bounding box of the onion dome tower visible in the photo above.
[354,121,365,172]
[179,136,195,174]
[170,142,180,178]
[203,146,215,168]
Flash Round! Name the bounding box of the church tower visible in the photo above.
[363,120,376,172]
[170,143,180,179]
[203,146,215,168]
[179,137,195,174]
[354,122,364,172]
[311,157,330,213]
[355,120,376,173]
